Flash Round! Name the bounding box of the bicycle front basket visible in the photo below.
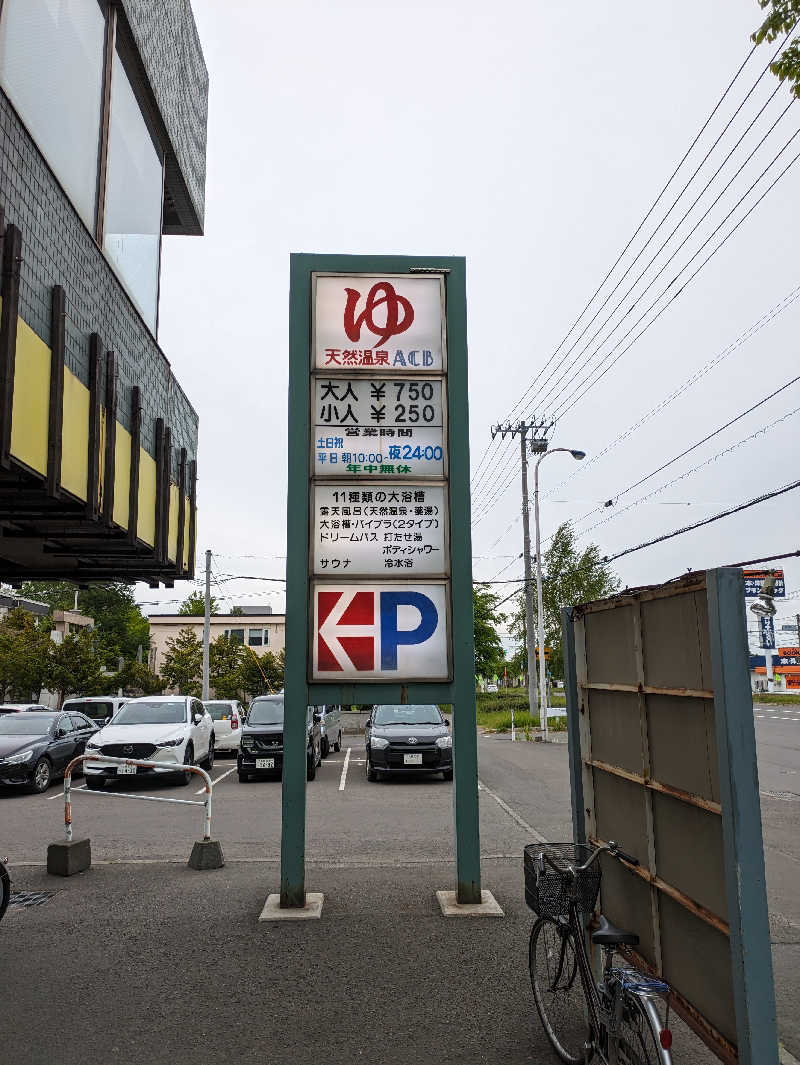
[523,842,600,918]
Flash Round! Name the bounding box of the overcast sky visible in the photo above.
[148,0,799,645]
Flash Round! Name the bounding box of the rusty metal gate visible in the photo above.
[562,567,777,1065]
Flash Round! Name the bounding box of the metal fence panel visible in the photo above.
[561,568,777,1065]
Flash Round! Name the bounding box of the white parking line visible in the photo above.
[339,747,351,791]
[47,783,86,800]
[196,765,236,794]
[477,778,548,844]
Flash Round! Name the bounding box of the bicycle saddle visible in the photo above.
[591,915,639,947]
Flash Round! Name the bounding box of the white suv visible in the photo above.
[84,696,214,788]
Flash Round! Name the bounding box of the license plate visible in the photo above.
[116,764,137,775]
[256,758,275,769]
[404,753,423,765]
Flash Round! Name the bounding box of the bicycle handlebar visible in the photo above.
[540,840,639,878]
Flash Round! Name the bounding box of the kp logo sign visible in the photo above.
[312,583,449,681]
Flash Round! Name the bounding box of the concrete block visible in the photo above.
[436,889,504,917]
[47,838,91,877]
[259,892,324,921]
[188,839,224,870]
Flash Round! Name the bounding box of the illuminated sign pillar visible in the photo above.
[280,254,482,908]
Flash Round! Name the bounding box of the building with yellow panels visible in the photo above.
[0,0,207,584]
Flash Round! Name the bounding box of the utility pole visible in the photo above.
[533,446,586,740]
[491,419,552,735]
[202,548,211,700]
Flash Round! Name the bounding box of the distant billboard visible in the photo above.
[743,568,785,597]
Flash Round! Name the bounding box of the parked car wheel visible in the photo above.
[86,776,106,790]
[333,731,342,752]
[366,757,378,782]
[178,744,194,786]
[29,757,52,794]
[442,768,453,781]
[238,770,250,783]
[204,736,215,771]
[307,747,316,781]
[321,736,330,759]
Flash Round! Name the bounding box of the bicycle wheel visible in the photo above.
[0,867,10,925]
[529,917,590,1064]
[615,992,663,1065]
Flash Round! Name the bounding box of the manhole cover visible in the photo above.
[8,891,56,909]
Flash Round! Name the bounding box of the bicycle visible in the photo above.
[0,856,10,925]
[525,841,673,1065]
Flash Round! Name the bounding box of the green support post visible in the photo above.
[444,260,482,904]
[280,255,312,907]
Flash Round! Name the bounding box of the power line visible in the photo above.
[475,127,800,525]
[569,374,800,534]
[469,39,762,493]
[540,283,800,500]
[602,480,800,563]
[472,284,800,557]
[492,582,527,611]
[581,402,800,541]
[538,92,794,421]
[471,34,795,501]
[723,549,800,568]
[550,131,800,424]
[523,30,798,428]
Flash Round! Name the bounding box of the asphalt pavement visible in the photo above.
[0,711,797,1064]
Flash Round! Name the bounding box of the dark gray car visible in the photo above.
[0,711,98,793]
[238,696,322,782]
[365,704,452,782]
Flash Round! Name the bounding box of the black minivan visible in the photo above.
[238,696,322,782]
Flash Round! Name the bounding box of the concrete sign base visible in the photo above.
[259,892,324,921]
[436,889,504,917]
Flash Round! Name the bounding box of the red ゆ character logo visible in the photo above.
[343,282,414,347]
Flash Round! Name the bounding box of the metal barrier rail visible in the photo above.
[63,754,213,843]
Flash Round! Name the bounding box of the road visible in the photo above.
[0,710,797,1064]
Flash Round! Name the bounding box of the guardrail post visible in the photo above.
[47,759,90,875]
[46,755,223,875]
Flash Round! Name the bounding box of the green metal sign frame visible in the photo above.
[281,253,480,907]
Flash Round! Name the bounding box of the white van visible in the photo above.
[61,696,127,726]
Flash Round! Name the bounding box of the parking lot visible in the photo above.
[1,732,559,868]
[1,714,797,1064]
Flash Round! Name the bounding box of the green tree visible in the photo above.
[45,629,107,707]
[472,587,507,680]
[753,1,800,97]
[229,605,245,617]
[0,608,52,701]
[18,581,149,666]
[509,522,620,679]
[209,634,246,698]
[80,584,149,663]
[109,659,162,697]
[237,648,285,698]
[160,627,203,695]
[17,580,75,612]
[178,591,218,616]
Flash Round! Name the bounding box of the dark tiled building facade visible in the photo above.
[0,0,208,583]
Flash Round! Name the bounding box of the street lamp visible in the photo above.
[534,447,585,742]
